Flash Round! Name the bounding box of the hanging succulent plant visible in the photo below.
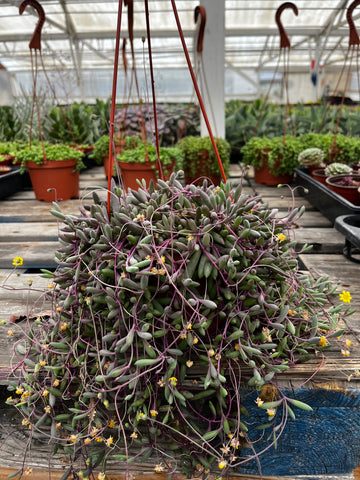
[7,172,352,478]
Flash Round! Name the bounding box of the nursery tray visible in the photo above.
[0,166,30,200]
[294,167,360,224]
[334,214,360,263]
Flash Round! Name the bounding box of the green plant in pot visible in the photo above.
[90,135,142,165]
[177,135,230,185]
[117,143,183,190]
[15,143,85,202]
[7,173,352,479]
[324,162,353,176]
[241,136,302,186]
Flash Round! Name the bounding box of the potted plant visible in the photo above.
[117,143,183,190]
[177,135,230,185]
[7,173,352,479]
[15,143,85,202]
[241,136,302,186]
[326,173,360,205]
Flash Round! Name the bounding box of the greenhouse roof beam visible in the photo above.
[59,0,82,84]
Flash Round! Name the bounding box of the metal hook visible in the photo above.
[275,2,298,49]
[347,0,360,46]
[124,0,134,43]
[194,5,206,53]
[19,0,45,51]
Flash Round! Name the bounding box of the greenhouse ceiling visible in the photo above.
[0,0,359,102]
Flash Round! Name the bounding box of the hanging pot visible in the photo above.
[26,159,80,202]
[184,151,221,186]
[325,174,360,206]
[118,161,158,191]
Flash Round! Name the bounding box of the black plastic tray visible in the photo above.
[294,167,360,224]
[0,166,30,200]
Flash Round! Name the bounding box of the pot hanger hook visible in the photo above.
[19,0,45,51]
[124,0,134,44]
[347,0,360,46]
[194,5,206,53]
[275,2,298,49]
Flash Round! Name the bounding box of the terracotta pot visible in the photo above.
[254,159,293,186]
[184,151,221,185]
[311,168,327,185]
[26,159,79,202]
[118,161,157,190]
[325,174,360,205]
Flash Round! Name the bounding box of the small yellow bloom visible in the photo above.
[27,279,33,286]
[21,391,30,400]
[267,408,276,417]
[136,214,146,222]
[154,464,165,473]
[105,435,113,447]
[159,256,166,264]
[95,437,103,443]
[22,418,30,426]
[255,397,264,407]
[130,431,138,439]
[213,186,221,194]
[157,378,165,387]
[345,339,352,348]
[98,473,106,480]
[24,468,32,476]
[192,336,199,345]
[56,306,62,312]
[53,379,60,387]
[56,422,62,430]
[47,282,55,289]
[276,233,287,242]
[108,419,115,428]
[186,322,192,330]
[42,389,49,397]
[179,332,187,339]
[103,399,109,408]
[44,405,51,413]
[39,360,46,367]
[341,349,350,357]
[169,377,178,387]
[16,387,24,395]
[218,460,227,470]
[318,336,328,347]
[187,234,194,242]
[60,322,68,331]
[208,348,216,357]
[7,330,14,337]
[339,290,352,303]
[150,409,158,417]
[151,267,158,274]
[230,437,240,449]
[12,256,23,266]
[157,268,166,276]
[186,360,193,368]
[138,412,145,420]
[69,434,78,443]
[84,437,91,445]
[288,309,296,316]
[302,310,309,320]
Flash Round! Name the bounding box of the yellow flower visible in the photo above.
[208,348,215,357]
[98,473,106,480]
[255,397,264,407]
[218,460,227,470]
[157,268,166,275]
[136,214,146,222]
[339,290,352,303]
[318,336,328,347]
[44,405,51,414]
[187,234,194,242]
[130,431,138,439]
[69,434,78,443]
[22,418,30,426]
[157,378,165,387]
[150,410,158,417]
[108,419,116,428]
[60,322,68,331]
[105,435,113,447]
[159,256,166,264]
[39,360,46,367]
[186,360,193,368]
[154,464,165,473]
[42,389,49,397]
[302,310,309,320]
[186,322,192,330]
[267,408,276,417]
[12,256,23,266]
[27,279,33,286]
[345,339,352,348]
[7,330,14,337]
[84,437,91,445]
[24,468,32,476]
[16,387,24,395]
[169,377,178,387]
[288,309,296,316]
[192,336,199,345]
[138,412,145,420]
[230,437,240,449]
[95,437,103,443]
[276,233,287,242]
[56,422,62,430]
[53,379,60,387]
[151,267,159,274]
[103,399,109,408]
[213,186,221,194]
[341,349,350,357]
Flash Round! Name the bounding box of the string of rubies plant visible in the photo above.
[6,173,353,479]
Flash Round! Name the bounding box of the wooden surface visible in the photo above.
[0,165,360,479]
